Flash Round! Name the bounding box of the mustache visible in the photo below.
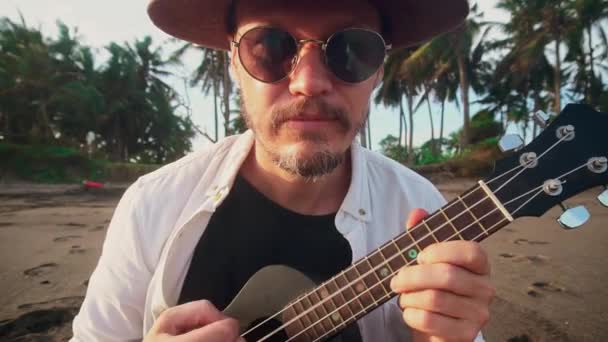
[270,98,351,132]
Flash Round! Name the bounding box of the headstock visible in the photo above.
[484,104,608,221]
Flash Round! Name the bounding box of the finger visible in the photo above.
[417,241,491,275]
[390,263,494,301]
[156,300,227,335]
[406,208,429,230]
[399,289,489,324]
[402,308,482,342]
[177,318,242,342]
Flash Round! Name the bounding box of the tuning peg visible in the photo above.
[558,203,590,229]
[598,186,608,207]
[532,110,552,129]
[498,134,524,153]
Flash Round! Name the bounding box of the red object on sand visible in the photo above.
[83,180,104,189]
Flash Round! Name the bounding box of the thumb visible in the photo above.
[406,208,429,230]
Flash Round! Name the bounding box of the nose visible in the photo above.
[288,42,333,97]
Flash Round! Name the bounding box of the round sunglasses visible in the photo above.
[231,27,391,84]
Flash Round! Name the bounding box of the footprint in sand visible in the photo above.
[62,222,87,228]
[514,238,550,245]
[88,225,105,232]
[0,307,79,339]
[53,235,82,243]
[527,281,568,298]
[23,263,57,277]
[532,281,567,293]
[69,247,87,255]
[499,253,550,264]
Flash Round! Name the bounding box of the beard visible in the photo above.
[241,96,366,180]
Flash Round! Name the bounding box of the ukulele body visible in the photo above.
[223,265,361,342]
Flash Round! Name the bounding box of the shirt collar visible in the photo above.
[199,130,372,224]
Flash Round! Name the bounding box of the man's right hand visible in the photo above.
[144,300,244,342]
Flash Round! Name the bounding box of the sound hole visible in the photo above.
[243,317,289,342]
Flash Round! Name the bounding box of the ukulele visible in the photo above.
[223,103,608,342]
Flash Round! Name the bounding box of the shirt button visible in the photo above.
[358,208,366,216]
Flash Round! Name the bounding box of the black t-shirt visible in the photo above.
[178,174,361,341]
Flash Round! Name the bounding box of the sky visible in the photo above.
[0,0,510,152]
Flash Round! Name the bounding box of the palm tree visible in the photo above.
[172,44,233,141]
[375,47,419,161]
[395,4,489,148]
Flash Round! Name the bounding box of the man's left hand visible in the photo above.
[390,208,494,342]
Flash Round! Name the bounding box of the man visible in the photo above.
[72,0,494,341]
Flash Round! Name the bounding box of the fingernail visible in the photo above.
[390,277,396,291]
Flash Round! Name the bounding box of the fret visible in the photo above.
[463,186,510,236]
[335,272,365,314]
[366,252,390,299]
[345,266,375,309]
[308,290,335,332]
[354,261,383,303]
[377,244,399,273]
[439,207,464,240]
[318,283,345,328]
[444,199,483,240]
[363,256,390,298]
[389,239,409,266]
[425,212,454,242]
[394,233,420,264]
[409,223,438,250]
[326,279,354,321]
[369,250,396,284]
[423,220,439,242]
[457,196,489,236]
[300,295,327,337]
[287,301,316,340]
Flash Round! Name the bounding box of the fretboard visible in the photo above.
[280,182,511,341]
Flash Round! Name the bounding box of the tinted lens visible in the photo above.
[326,29,386,83]
[238,27,297,82]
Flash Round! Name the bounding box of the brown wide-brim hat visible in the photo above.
[148,0,469,51]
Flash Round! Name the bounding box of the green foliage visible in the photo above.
[0,142,106,183]
[0,17,194,164]
[379,135,409,163]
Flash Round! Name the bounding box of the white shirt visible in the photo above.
[71,130,483,342]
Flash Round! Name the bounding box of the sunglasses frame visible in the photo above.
[231,26,392,84]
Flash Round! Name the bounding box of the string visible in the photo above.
[243,182,490,339]
[288,207,508,342]
[492,131,574,193]
[311,217,511,342]
[485,130,573,187]
[249,139,580,342]
[293,160,591,342]
[254,187,499,342]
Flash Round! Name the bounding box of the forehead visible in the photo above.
[234,0,382,38]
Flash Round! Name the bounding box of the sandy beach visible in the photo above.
[0,179,606,341]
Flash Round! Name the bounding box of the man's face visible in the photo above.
[231,0,383,178]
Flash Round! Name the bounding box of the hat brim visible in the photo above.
[148,0,469,51]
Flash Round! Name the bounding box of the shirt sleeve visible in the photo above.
[71,181,152,341]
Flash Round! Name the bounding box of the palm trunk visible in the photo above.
[398,99,404,148]
[213,80,219,142]
[439,100,445,153]
[588,25,595,79]
[2,111,8,142]
[222,52,231,136]
[426,96,435,155]
[367,110,372,149]
[456,51,471,148]
[406,93,414,163]
[554,38,561,114]
[359,122,368,148]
